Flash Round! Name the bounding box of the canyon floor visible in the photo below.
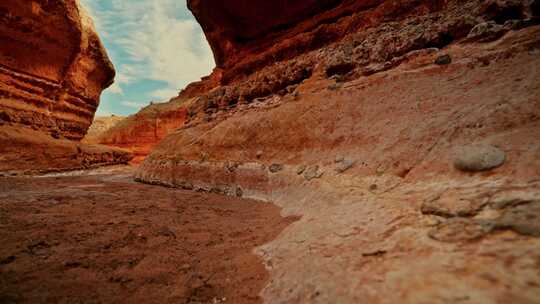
[0,167,296,304]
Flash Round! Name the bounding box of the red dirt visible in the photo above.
[0,168,297,304]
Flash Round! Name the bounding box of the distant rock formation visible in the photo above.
[83,115,126,144]
[0,0,132,174]
[97,101,189,163]
[95,70,222,161]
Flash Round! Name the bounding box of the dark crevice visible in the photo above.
[326,63,356,77]
[426,32,455,49]
[483,2,526,24]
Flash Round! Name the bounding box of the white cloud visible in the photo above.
[120,100,147,109]
[151,88,179,101]
[80,0,215,101]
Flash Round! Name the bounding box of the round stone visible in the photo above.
[453,144,506,172]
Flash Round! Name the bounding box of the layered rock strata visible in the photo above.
[0,0,132,173]
[95,70,222,161]
[136,0,540,302]
[96,99,190,163]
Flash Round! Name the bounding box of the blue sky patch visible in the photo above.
[80,0,215,116]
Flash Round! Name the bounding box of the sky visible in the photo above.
[79,0,215,116]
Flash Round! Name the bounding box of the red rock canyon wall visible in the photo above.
[0,0,132,174]
[134,0,540,302]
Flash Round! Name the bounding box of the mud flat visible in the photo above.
[0,168,296,304]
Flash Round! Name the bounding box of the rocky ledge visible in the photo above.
[134,0,540,302]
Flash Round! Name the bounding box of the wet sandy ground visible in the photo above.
[0,169,296,303]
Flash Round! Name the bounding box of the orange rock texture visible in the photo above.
[134,0,540,302]
[96,99,190,163]
[0,0,132,174]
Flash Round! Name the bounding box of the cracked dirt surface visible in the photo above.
[0,168,297,304]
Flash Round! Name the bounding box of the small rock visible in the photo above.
[435,54,452,65]
[453,144,506,172]
[296,165,306,175]
[494,202,540,236]
[330,74,345,83]
[369,184,378,191]
[466,21,507,42]
[182,182,194,190]
[375,164,386,176]
[422,216,442,227]
[327,82,343,91]
[428,218,489,242]
[421,191,488,218]
[362,62,393,76]
[286,85,298,94]
[269,164,284,173]
[256,150,263,159]
[304,166,323,181]
[335,159,355,173]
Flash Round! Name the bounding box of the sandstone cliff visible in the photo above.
[0,0,132,174]
[96,98,190,163]
[135,0,540,302]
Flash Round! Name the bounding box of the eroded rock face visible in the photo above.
[0,0,131,173]
[0,0,114,140]
[187,0,347,70]
[135,0,540,302]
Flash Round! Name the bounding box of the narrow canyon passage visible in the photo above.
[0,168,296,304]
